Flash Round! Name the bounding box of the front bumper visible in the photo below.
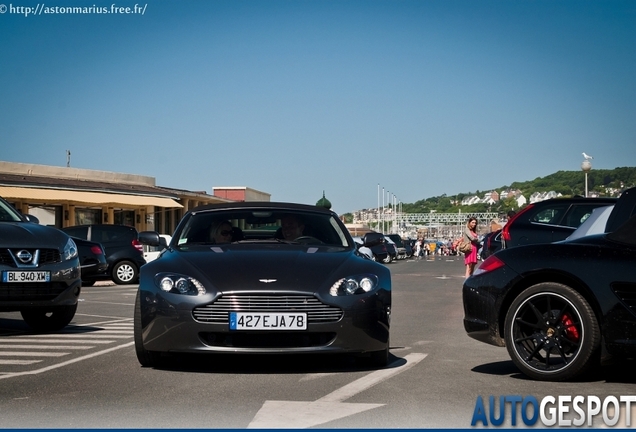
[0,259,81,312]
[138,288,391,355]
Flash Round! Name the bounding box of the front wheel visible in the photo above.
[381,255,392,264]
[21,304,78,331]
[504,283,600,381]
[112,260,139,285]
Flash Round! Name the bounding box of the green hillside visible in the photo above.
[401,166,636,215]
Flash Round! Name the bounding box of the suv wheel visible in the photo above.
[112,260,139,285]
[20,304,78,331]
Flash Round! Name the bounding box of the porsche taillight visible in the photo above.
[473,255,505,276]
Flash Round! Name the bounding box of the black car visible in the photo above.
[501,196,617,249]
[0,196,81,330]
[73,237,108,286]
[134,202,391,368]
[62,224,146,285]
[463,214,636,381]
[479,230,502,260]
[383,236,399,262]
[362,232,391,264]
[386,234,408,259]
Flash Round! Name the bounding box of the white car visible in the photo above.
[352,236,375,261]
[143,234,171,262]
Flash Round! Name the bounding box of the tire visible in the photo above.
[112,260,139,285]
[504,283,600,381]
[381,255,392,264]
[134,291,161,367]
[20,304,77,331]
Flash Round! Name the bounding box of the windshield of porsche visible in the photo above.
[175,209,352,248]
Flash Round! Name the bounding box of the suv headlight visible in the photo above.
[329,274,379,296]
[62,238,78,261]
[154,273,206,296]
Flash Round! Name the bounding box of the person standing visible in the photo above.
[413,238,422,259]
[464,217,480,278]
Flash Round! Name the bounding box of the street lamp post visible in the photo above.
[581,159,592,197]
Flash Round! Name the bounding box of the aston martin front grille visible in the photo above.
[192,294,343,324]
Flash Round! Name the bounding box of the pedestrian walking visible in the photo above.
[464,217,480,278]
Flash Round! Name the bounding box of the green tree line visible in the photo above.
[398,167,636,215]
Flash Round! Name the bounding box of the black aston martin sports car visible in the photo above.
[134,202,392,368]
[463,215,636,381]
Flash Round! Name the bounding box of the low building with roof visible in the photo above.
[0,161,268,235]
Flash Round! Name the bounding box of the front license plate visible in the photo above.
[2,271,50,283]
[229,312,307,330]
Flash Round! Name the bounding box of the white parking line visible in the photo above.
[0,345,94,350]
[0,338,115,344]
[316,353,428,403]
[0,360,41,365]
[0,341,134,380]
[0,352,69,357]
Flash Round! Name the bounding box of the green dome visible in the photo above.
[316,191,332,209]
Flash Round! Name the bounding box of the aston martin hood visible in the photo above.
[167,247,360,292]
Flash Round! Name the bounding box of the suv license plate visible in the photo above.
[2,271,51,283]
[229,312,307,330]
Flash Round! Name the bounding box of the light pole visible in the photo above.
[581,159,592,197]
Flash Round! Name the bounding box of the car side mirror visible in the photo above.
[24,214,40,224]
[139,231,163,247]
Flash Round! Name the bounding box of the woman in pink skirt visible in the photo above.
[463,217,479,278]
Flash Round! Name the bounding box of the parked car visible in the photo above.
[62,224,146,285]
[386,234,408,259]
[566,205,614,240]
[352,236,375,261]
[463,214,636,381]
[73,237,108,286]
[134,202,391,368]
[0,196,81,330]
[142,234,172,263]
[361,232,391,264]
[501,196,617,249]
[383,236,398,262]
[479,230,502,260]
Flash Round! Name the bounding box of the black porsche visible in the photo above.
[463,214,636,381]
[134,202,391,368]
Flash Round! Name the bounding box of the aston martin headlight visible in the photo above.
[156,273,206,296]
[329,274,379,296]
[61,238,78,261]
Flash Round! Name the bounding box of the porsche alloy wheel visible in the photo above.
[504,283,600,381]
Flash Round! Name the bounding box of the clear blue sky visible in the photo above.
[2,0,635,214]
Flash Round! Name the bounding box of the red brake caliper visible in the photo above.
[561,314,580,341]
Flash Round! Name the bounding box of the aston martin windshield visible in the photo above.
[174,208,352,248]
